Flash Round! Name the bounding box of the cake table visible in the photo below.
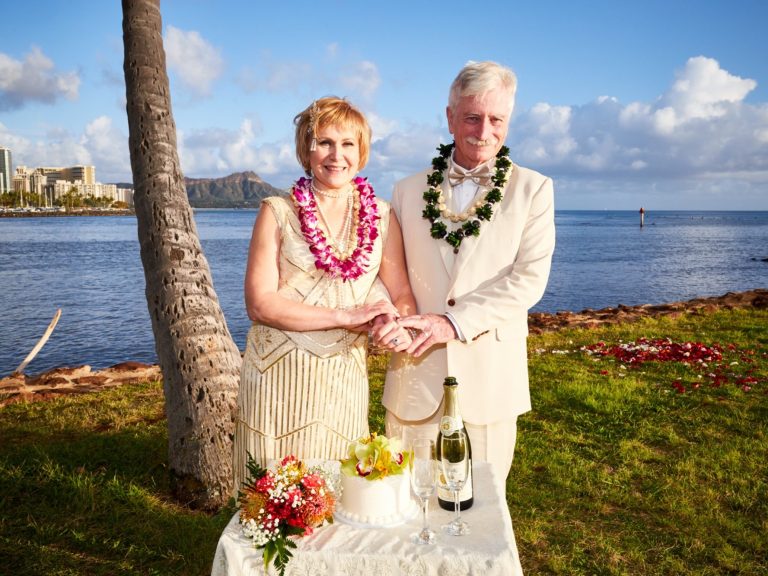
[211,461,523,576]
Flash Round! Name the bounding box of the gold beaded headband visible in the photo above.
[308,100,319,151]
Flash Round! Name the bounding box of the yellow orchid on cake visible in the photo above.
[340,433,410,481]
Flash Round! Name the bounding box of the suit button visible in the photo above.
[447,298,456,306]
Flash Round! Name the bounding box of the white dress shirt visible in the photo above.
[443,154,496,341]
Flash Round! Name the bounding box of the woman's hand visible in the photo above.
[342,300,399,331]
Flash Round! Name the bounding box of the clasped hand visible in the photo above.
[369,313,457,357]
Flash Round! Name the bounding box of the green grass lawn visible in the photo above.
[1,308,766,575]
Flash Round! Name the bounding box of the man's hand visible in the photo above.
[398,314,457,357]
[369,313,412,352]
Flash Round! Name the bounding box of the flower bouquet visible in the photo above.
[238,455,336,576]
[340,432,410,480]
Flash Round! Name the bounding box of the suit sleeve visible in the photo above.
[448,176,555,340]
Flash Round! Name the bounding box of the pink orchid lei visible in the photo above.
[291,176,380,282]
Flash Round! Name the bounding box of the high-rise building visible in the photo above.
[0,147,11,195]
[37,165,96,185]
[68,165,95,185]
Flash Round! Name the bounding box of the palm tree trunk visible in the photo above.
[122,0,241,510]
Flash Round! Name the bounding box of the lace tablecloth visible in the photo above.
[211,462,523,576]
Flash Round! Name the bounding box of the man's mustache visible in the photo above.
[465,137,495,147]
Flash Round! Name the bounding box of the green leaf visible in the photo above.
[438,142,455,157]
[422,204,441,220]
[432,156,449,172]
[476,204,493,221]
[486,189,502,204]
[263,540,278,572]
[446,231,463,248]
[238,452,268,497]
[430,222,447,238]
[462,220,481,236]
[427,171,444,187]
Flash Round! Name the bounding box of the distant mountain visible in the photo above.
[113,171,284,208]
[185,171,284,208]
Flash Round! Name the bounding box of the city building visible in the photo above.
[0,147,11,195]
[39,165,96,186]
[1,146,134,207]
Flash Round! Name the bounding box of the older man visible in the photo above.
[381,60,556,485]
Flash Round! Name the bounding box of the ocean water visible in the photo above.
[1,209,766,376]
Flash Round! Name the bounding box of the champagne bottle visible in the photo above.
[435,376,474,511]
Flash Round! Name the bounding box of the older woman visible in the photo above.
[233,97,415,489]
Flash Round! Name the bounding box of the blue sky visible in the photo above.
[2,0,767,209]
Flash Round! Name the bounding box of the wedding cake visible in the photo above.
[336,434,418,527]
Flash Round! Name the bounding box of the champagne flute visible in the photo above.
[439,430,470,536]
[409,438,437,544]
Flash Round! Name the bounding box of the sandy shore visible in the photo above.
[1,289,766,407]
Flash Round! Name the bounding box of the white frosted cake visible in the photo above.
[335,434,418,528]
[336,469,417,527]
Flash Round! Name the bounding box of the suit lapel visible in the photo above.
[402,177,453,278]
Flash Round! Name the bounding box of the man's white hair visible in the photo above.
[448,60,517,113]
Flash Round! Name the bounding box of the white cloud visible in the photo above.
[237,59,313,94]
[174,110,441,196]
[0,122,30,152]
[365,122,444,195]
[18,53,753,207]
[2,115,129,183]
[508,56,767,187]
[166,56,767,207]
[164,26,224,97]
[5,127,90,173]
[366,111,400,142]
[513,103,578,164]
[0,47,80,111]
[235,46,380,104]
[80,116,130,182]
[339,60,381,101]
[660,55,757,124]
[178,120,298,184]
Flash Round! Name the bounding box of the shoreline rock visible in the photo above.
[1,289,766,407]
[528,289,768,333]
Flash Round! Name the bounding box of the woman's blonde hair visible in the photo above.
[294,96,371,175]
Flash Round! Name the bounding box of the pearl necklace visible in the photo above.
[314,185,356,257]
[422,142,513,253]
[291,176,380,282]
[310,180,351,199]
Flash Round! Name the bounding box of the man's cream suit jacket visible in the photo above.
[382,162,555,425]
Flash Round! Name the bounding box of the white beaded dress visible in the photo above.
[233,194,390,491]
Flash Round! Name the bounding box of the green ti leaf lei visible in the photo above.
[422,142,512,253]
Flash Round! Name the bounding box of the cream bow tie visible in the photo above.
[448,163,493,188]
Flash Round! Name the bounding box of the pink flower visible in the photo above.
[291,176,380,282]
[356,461,374,477]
